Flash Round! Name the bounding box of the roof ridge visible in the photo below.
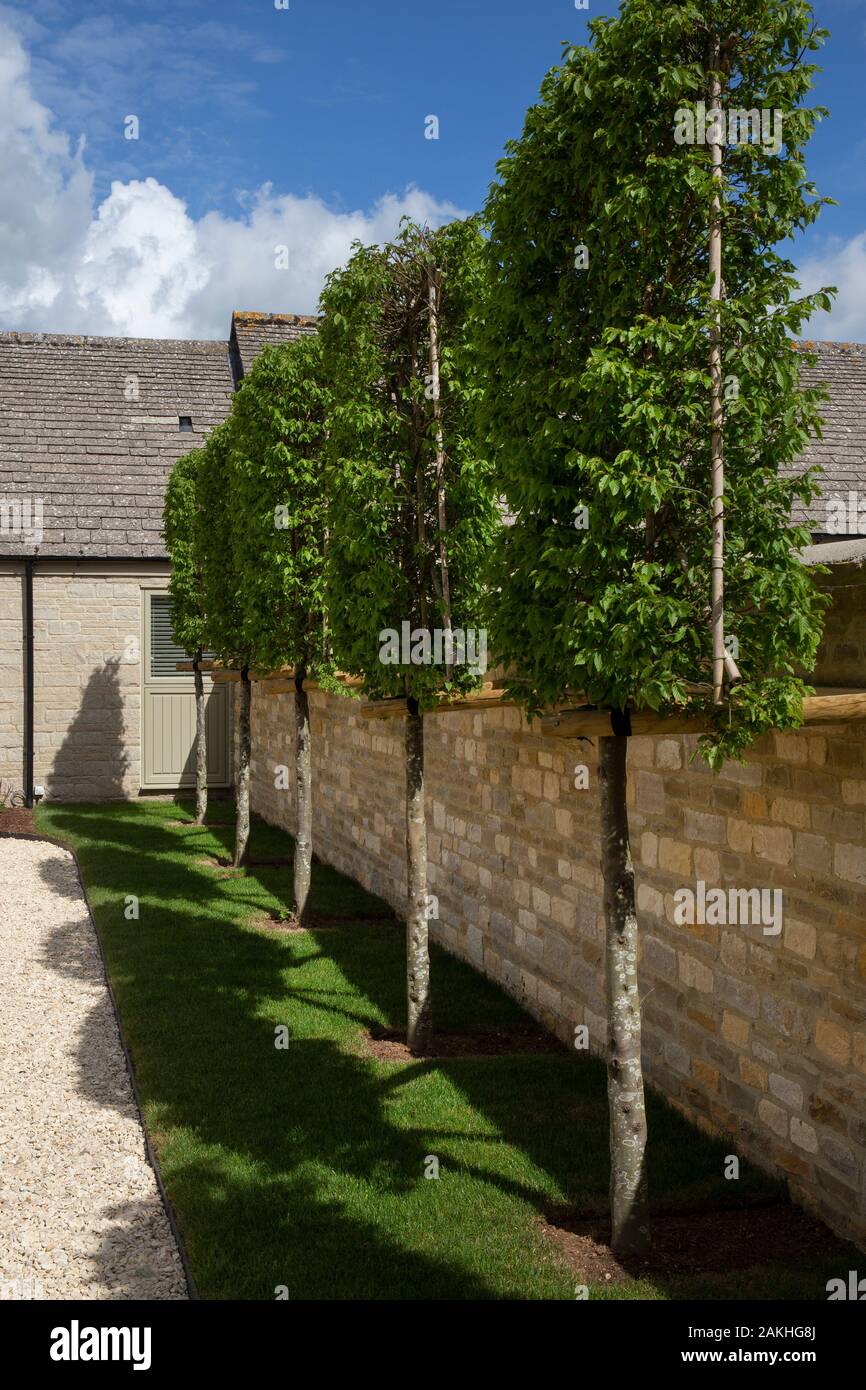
[231,310,319,325]
[794,339,866,351]
[0,331,230,349]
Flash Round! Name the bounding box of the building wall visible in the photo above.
[810,556,866,685]
[248,566,866,1250]
[0,569,24,792]
[0,561,169,800]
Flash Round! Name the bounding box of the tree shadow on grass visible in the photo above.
[34,802,822,1300]
[37,888,527,1300]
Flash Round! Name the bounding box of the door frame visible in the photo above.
[139,583,233,791]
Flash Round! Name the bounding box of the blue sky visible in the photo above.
[1,0,865,339]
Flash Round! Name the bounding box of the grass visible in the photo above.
[33,798,847,1300]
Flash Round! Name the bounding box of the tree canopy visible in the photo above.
[319,216,499,705]
[193,417,250,670]
[478,0,834,765]
[163,446,208,656]
[229,334,330,677]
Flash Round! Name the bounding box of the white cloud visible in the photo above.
[0,22,464,340]
[0,26,92,317]
[799,232,866,342]
[73,178,211,339]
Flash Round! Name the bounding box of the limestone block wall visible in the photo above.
[0,564,168,800]
[249,685,866,1250]
[811,556,866,685]
[0,571,24,790]
[33,573,148,799]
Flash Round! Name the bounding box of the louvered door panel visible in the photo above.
[142,591,230,789]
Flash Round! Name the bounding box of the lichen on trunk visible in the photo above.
[599,732,649,1258]
[234,667,251,868]
[193,649,208,827]
[293,673,313,922]
[405,701,431,1055]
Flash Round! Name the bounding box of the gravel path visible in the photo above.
[0,837,187,1300]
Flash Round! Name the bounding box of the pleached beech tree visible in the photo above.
[229,334,330,921]
[163,447,209,825]
[194,418,256,867]
[320,217,497,1054]
[478,0,832,1254]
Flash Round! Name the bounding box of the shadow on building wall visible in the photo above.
[47,658,132,800]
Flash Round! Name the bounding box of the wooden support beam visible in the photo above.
[258,679,298,694]
[353,679,866,734]
[428,688,516,715]
[541,689,866,739]
[175,659,215,673]
[359,683,515,721]
[204,663,364,692]
[541,707,710,739]
[257,672,366,695]
[360,697,409,720]
[803,689,866,725]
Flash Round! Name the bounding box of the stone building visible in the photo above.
[0,312,315,799]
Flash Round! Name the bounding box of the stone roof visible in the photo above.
[0,312,318,559]
[0,323,860,560]
[789,341,866,535]
[229,310,319,380]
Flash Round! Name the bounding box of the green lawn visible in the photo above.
[34,799,848,1300]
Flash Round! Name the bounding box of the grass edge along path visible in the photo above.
[33,799,856,1301]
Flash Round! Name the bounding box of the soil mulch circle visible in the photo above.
[215,853,295,869]
[363,1024,566,1061]
[540,1202,858,1286]
[252,908,400,934]
[195,854,290,877]
[0,805,37,834]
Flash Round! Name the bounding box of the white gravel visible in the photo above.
[0,837,187,1301]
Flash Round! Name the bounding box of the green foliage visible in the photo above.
[194,417,250,668]
[163,447,207,655]
[478,0,834,763]
[229,335,330,675]
[320,217,499,707]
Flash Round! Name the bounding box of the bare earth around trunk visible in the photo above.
[0,838,187,1300]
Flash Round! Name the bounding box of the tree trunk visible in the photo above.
[293,670,313,922]
[412,337,430,634]
[234,665,251,867]
[405,700,431,1054]
[708,52,726,704]
[599,732,649,1258]
[193,649,208,826]
[428,266,453,676]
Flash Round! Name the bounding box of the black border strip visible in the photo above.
[0,828,200,1301]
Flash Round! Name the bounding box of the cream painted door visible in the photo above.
[142,590,231,789]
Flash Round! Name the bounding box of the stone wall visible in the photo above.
[810,551,866,686]
[0,570,24,791]
[248,569,866,1250]
[0,563,168,799]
